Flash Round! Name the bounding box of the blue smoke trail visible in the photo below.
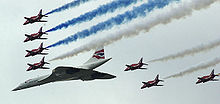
[45,0,89,15]
[46,0,138,32]
[47,0,178,48]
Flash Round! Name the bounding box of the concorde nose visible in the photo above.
[12,86,21,91]
[106,74,116,79]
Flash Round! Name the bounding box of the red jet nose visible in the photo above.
[124,68,129,71]
[23,20,29,25]
[23,22,28,25]
[24,39,28,42]
[141,85,146,89]
[25,54,29,57]
[26,67,32,71]
[196,80,202,84]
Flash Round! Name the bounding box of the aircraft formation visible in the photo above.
[124,58,220,89]
[13,47,115,91]
[15,10,116,91]
[14,0,220,91]
[23,9,50,73]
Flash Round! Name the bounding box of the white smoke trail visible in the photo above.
[164,57,220,79]
[148,39,220,63]
[50,0,220,61]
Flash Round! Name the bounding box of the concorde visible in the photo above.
[12,47,116,91]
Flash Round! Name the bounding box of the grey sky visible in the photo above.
[1,0,220,104]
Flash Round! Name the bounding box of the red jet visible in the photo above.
[25,43,48,57]
[27,57,50,71]
[23,9,48,25]
[196,69,219,84]
[24,27,48,42]
[124,58,148,71]
[141,74,164,89]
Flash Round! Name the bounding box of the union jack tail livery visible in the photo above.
[78,46,112,70]
[92,48,105,59]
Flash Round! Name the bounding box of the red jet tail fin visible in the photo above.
[38,9,48,17]
[155,74,164,82]
[39,42,49,50]
[38,27,48,35]
[155,74,159,80]
[40,56,49,64]
[39,42,43,49]
[38,9,43,16]
[38,27,43,33]
[41,56,45,63]
[138,57,148,65]
[139,57,143,64]
[210,69,215,76]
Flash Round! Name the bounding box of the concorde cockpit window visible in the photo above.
[25,79,32,83]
